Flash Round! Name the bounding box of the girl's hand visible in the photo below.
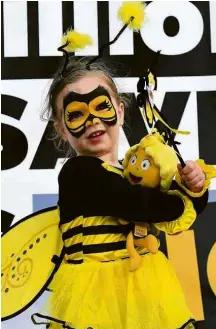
[177,161,205,193]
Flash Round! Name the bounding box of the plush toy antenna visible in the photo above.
[136,51,187,167]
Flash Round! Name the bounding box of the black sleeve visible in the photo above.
[58,156,185,224]
[170,181,209,215]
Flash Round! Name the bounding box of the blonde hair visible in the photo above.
[123,133,178,191]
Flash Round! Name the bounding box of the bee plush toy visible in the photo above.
[121,132,216,271]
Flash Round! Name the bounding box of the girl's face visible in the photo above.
[55,72,124,158]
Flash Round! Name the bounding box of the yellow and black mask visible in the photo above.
[63,85,117,138]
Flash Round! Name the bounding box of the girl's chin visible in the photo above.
[83,143,112,157]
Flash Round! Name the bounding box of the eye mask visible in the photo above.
[63,85,117,138]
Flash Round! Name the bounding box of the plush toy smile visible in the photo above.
[129,173,142,184]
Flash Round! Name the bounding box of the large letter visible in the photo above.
[207,242,216,296]
[1,124,28,170]
[30,121,65,169]
[166,231,204,320]
[38,1,62,56]
[1,94,28,170]
[141,2,204,55]
[74,1,98,56]
[210,2,216,53]
[3,1,28,57]
[197,91,216,165]
[1,210,14,235]
[122,93,148,146]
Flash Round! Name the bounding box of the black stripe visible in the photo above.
[1,2,4,58]
[27,1,39,58]
[63,224,130,240]
[65,243,82,255]
[65,241,126,255]
[83,241,126,254]
[62,225,82,240]
[97,1,109,57]
[67,259,83,264]
[62,1,74,33]
[84,225,129,235]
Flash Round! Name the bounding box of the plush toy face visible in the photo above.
[124,146,160,188]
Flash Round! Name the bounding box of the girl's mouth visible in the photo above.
[88,130,106,140]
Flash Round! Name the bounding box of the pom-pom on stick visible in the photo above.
[61,29,93,52]
[86,1,146,69]
[86,16,134,69]
[118,1,146,30]
[57,29,93,78]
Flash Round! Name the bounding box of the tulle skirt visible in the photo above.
[36,251,195,329]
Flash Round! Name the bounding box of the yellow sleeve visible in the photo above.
[154,189,196,234]
[175,159,216,198]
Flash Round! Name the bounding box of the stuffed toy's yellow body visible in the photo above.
[122,132,216,271]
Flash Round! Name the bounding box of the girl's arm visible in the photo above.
[58,156,186,224]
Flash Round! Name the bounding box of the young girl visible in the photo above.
[35,58,208,329]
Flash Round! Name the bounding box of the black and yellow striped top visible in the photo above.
[58,156,208,264]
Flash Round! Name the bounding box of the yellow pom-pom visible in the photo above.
[62,29,93,52]
[118,1,146,30]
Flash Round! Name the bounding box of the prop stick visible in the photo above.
[86,16,135,69]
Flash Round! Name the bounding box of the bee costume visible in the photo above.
[2,2,216,329]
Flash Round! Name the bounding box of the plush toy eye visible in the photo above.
[131,155,137,165]
[141,159,150,170]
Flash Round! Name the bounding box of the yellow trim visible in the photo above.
[83,216,120,227]
[83,234,126,245]
[60,216,84,232]
[154,190,196,234]
[64,234,83,247]
[61,216,121,235]
[102,162,124,177]
[175,159,216,198]
[65,251,83,261]
[152,108,190,135]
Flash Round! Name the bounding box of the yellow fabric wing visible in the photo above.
[1,207,63,320]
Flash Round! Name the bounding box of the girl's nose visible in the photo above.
[86,118,101,128]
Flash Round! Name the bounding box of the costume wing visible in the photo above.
[1,207,63,321]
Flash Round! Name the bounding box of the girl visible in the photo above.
[36,58,208,329]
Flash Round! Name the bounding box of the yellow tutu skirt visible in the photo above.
[35,251,195,329]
